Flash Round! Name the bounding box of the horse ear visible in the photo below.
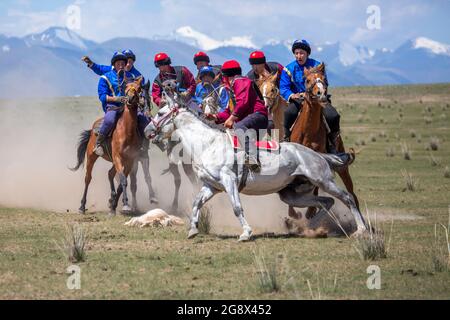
[135,76,143,86]
[270,71,279,83]
[304,67,311,77]
[318,63,325,73]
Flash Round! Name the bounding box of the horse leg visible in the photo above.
[182,163,198,189]
[187,185,217,239]
[337,167,360,210]
[140,156,158,205]
[130,161,139,214]
[279,187,334,217]
[168,162,181,213]
[79,150,98,214]
[335,136,360,210]
[305,187,319,219]
[221,172,252,242]
[272,101,285,141]
[108,165,117,215]
[314,178,367,235]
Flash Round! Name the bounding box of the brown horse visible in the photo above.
[289,63,359,219]
[71,77,145,215]
[256,72,286,141]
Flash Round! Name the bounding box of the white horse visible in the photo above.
[144,102,368,241]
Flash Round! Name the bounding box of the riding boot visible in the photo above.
[327,130,340,154]
[243,137,261,172]
[94,133,107,156]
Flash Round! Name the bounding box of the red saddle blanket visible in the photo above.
[230,134,280,151]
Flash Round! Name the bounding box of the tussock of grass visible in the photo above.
[198,205,212,235]
[253,249,280,293]
[401,142,412,160]
[60,224,88,263]
[402,169,419,192]
[431,212,450,273]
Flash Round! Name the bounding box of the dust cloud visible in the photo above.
[0,96,355,236]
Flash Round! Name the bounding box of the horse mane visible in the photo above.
[181,107,227,133]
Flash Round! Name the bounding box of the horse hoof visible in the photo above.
[108,211,116,218]
[305,207,318,219]
[351,228,367,238]
[121,205,133,215]
[150,198,159,205]
[238,228,253,242]
[187,228,199,239]
[78,208,86,214]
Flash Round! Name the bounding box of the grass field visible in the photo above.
[1,83,450,299]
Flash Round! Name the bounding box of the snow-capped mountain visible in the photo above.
[413,37,450,56]
[0,27,449,97]
[23,27,96,51]
[173,26,257,51]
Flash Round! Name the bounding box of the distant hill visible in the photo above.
[0,26,449,97]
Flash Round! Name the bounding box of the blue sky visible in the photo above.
[1,0,449,50]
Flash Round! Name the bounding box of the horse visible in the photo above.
[155,79,198,212]
[289,63,360,220]
[255,72,286,141]
[71,76,154,215]
[144,102,368,241]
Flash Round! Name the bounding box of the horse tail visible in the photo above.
[70,130,92,171]
[320,148,355,170]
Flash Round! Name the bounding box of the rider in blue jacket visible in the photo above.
[82,49,144,81]
[84,50,150,155]
[95,52,147,156]
[280,39,340,152]
[194,66,229,113]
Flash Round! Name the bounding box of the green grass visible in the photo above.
[1,83,450,299]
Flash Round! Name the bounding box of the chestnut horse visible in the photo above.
[71,77,146,215]
[289,63,359,218]
[255,72,286,141]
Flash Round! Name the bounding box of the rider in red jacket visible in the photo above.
[151,52,196,107]
[206,60,268,171]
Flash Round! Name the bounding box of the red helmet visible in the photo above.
[193,51,210,65]
[154,52,171,68]
[221,60,242,77]
[249,51,266,65]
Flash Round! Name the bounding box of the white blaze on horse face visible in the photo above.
[263,83,269,108]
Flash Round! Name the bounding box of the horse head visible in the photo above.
[304,63,328,103]
[203,95,220,115]
[124,76,143,108]
[144,100,180,144]
[257,72,280,110]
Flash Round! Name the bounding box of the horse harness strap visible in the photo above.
[154,66,184,90]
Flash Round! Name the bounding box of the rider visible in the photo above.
[193,51,222,85]
[83,50,150,153]
[280,39,340,152]
[82,49,144,81]
[246,51,284,85]
[205,60,268,170]
[194,66,229,113]
[151,52,196,107]
[95,52,144,156]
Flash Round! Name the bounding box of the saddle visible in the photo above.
[226,131,280,151]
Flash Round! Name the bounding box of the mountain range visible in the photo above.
[1,26,449,98]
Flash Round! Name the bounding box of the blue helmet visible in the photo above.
[199,66,215,79]
[111,51,127,65]
[122,49,136,61]
[292,39,311,55]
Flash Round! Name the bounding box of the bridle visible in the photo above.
[148,106,180,139]
[305,71,327,99]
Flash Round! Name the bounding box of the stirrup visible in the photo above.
[94,145,104,157]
